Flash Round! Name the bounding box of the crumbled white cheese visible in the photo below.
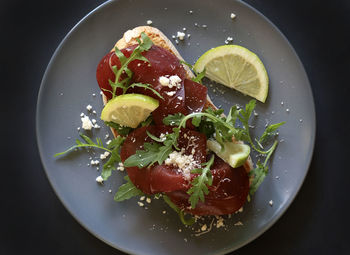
[166,91,176,97]
[92,93,96,97]
[117,162,124,171]
[80,112,84,117]
[234,221,243,226]
[91,160,99,166]
[159,75,182,89]
[165,149,199,180]
[159,76,170,86]
[140,196,145,201]
[230,13,236,19]
[269,200,274,206]
[92,119,97,124]
[96,176,104,184]
[81,115,93,130]
[146,20,153,25]
[146,198,151,204]
[225,36,234,44]
[177,31,186,40]
[169,75,182,88]
[201,224,207,231]
[216,217,225,228]
[137,202,144,207]
[100,151,110,160]
[106,140,112,145]
[124,29,141,43]
[94,124,100,129]
[86,104,93,111]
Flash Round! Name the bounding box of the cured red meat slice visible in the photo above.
[120,126,207,194]
[184,79,208,114]
[96,45,189,125]
[166,156,249,215]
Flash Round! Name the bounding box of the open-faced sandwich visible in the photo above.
[56,26,284,224]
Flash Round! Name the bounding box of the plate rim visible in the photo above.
[36,0,316,254]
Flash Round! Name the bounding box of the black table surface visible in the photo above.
[1,0,349,254]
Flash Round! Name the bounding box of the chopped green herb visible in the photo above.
[114,176,144,202]
[163,195,195,225]
[187,155,215,208]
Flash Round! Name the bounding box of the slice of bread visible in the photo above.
[102,26,253,172]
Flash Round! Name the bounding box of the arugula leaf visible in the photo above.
[127,83,164,100]
[105,121,131,136]
[163,195,195,225]
[102,136,125,180]
[249,161,268,195]
[179,60,206,84]
[123,142,162,168]
[259,121,286,144]
[187,155,215,208]
[123,128,179,168]
[109,32,154,97]
[163,113,185,126]
[54,133,112,157]
[114,176,144,202]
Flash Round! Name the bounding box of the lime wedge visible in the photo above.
[207,139,250,168]
[101,94,159,128]
[194,45,269,103]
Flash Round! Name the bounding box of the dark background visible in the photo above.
[1,0,349,254]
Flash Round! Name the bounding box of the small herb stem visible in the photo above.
[263,140,278,167]
[54,144,112,157]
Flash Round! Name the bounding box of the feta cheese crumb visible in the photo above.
[91,160,99,166]
[201,224,207,231]
[100,151,110,160]
[137,202,144,207]
[140,196,145,201]
[108,189,112,193]
[162,210,166,214]
[177,31,186,40]
[117,162,124,171]
[166,91,176,97]
[269,200,274,206]
[106,140,112,145]
[86,104,92,111]
[124,29,141,43]
[230,13,236,19]
[92,119,97,124]
[216,217,225,228]
[146,20,153,25]
[96,176,104,184]
[81,115,93,130]
[159,75,182,89]
[146,198,151,204]
[165,149,199,180]
[234,221,243,226]
[80,112,84,117]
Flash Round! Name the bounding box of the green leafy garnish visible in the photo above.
[180,60,206,84]
[109,32,153,98]
[127,82,164,100]
[163,195,195,225]
[249,140,278,195]
[187,155,215,208]
[101,136,125,180]
[123,128,179,168]
[163,113,185,126]
[114,176,144,202]
[105,121,131,136]
[55,134,125,181]
[54,134,112,157]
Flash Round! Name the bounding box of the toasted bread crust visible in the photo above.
[102,26,252,172]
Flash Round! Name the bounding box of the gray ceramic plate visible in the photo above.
[36,0,315,254]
